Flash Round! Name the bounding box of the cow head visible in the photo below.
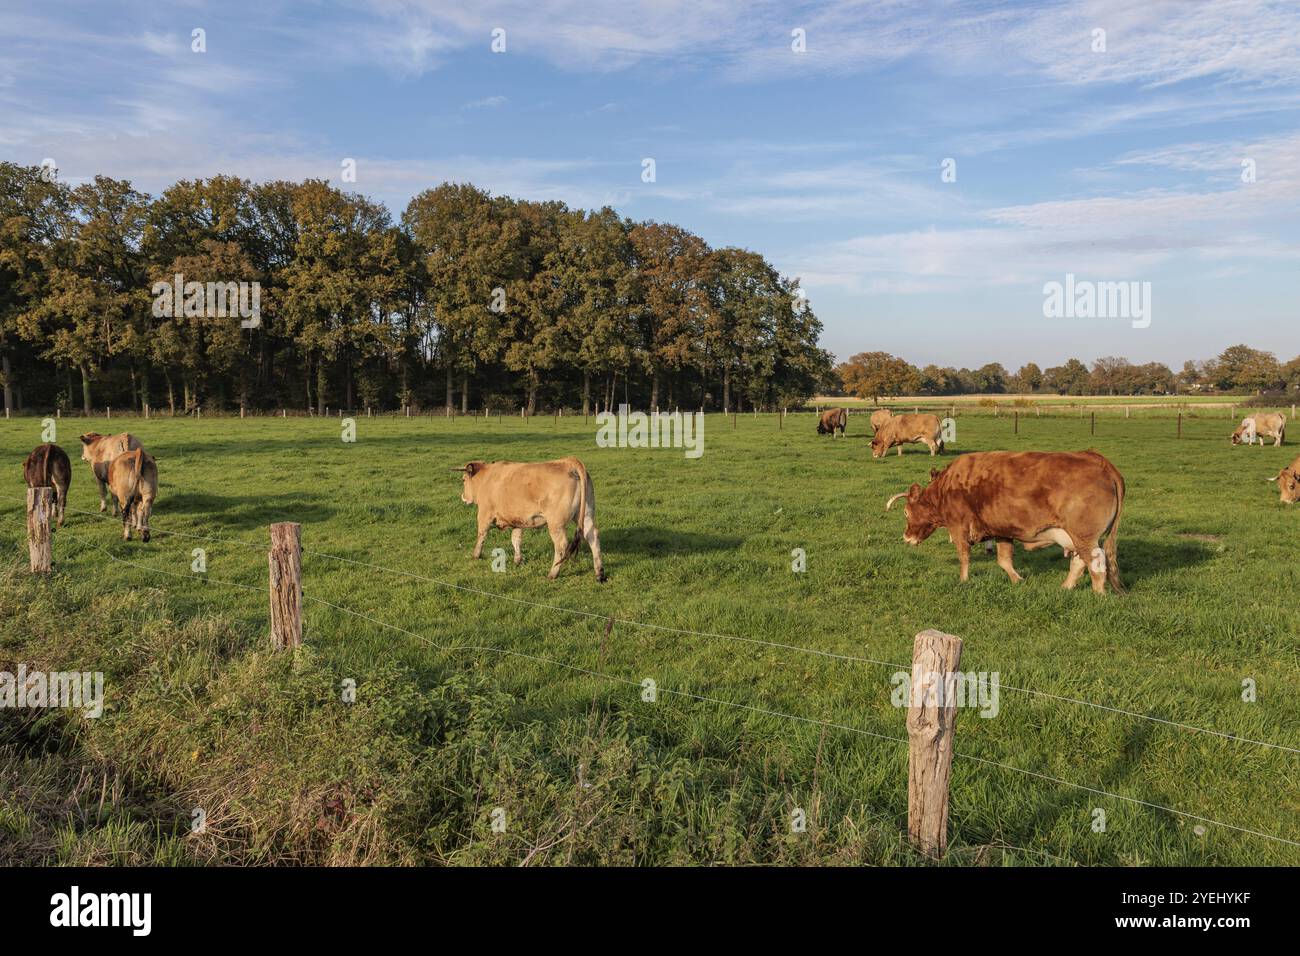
[452,461,487,504]
[816,420,828,434]
[886,483,940,544]
[1268,464,1300,503]
[870,432,890,459]
[1231,419,1255,445]
[79,433,102,462]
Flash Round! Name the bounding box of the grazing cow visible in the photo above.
[870,408,893,433]
[454,457,605,581]
[22,443,71,528]
[1231,413,1285,446]
[1267,454,1300,503]
[871,413,944,458]
[885,450,1125,593]
[817,407,847,436]
[79,432,143,514]
[107,448,157,542]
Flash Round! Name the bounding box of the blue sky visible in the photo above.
[3,0,1299,368]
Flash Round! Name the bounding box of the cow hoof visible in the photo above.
[596,572,607,583]
[142,531,150,543]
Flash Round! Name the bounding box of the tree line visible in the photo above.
[0,163,832,416]
[834,345,1300,402]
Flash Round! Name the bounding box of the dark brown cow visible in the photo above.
[817,407,847,436]
[885,450,1125,593]
[454,457,605,581]
[22,443,71,527]
[107,448,157,542]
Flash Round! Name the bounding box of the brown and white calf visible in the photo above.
[107,448,157,542]
[79,432,143,515]
[22,443,72,527]
[454,457,605,581]
[886,450,1125,593]
[870,413,944,458]
[1231,413,1285,447]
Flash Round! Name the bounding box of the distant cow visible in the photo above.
[1267,454,1300,503]
[22,443,71,528]
[885,450,1125,593]
[870,408,893,433]
[1232,413,1285,447]
[871,413,943,458]
[454,457,605,581]
[107,448,157,542]
[817,407,847,436]
[79,432,143,514]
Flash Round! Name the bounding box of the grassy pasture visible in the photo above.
[0,410,1297,865]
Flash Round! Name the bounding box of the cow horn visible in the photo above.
[449,466,468,472]
[1266,475,1280,482]
[885,491,909,510]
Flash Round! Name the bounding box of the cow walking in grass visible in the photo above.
[1231,413,1285,447]
[817,407,847,437]
[871,413,943,458]
[454,457,605,582]
[79,432,143,515]
[107,449,157,542]
[886,450,1125,594]
[23,443,71,528]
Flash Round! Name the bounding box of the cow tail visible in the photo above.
[1105,470,1125,594]
[568,464,588,557]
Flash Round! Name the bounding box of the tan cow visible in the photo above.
[454,457,605,581]
[871,413,943,458]
[1267,454,1300,503]
[1231,413,1285,446]
[817,407,847,436]
[869,408,893,433]
[107,448,157,542]
[22,443,71,527]
[79,432,143,514]
[886,450,1125,593]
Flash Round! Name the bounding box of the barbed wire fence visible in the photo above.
[3,494,1297,862]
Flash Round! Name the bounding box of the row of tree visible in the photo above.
[0,163,833,415]
[834,345,1300,401]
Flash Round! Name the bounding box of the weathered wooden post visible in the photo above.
[1014,410,1018,434]
[1090,411,1095,435]
[907,629,963,858]
[268,522,303,651]
[1177,412,1182,439]
[27,487,53,574]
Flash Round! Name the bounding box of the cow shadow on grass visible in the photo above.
[159,491,338,532]
[601,525,743,557]
[1012,536,1214,586]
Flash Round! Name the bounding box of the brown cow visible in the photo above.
[1267,454,1300,502]
[107,448,157,542]
[1231,413,1285,446]
[871,413,943,458]
[817,407,847,436]
[870,408,893,433]
[79,432,143,514]
[454,457,605,581]
[885,450,1125,593]
[22,443,71,528]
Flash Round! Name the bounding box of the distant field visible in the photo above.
[817,394,1284,411]
[1,412,1297,865]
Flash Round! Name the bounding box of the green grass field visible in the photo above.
[1,410,1297,865]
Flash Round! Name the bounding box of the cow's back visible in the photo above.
[479,458,585,523]
[937,450,1120,528]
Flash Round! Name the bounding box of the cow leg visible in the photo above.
[546,523,570,579]
[472,516,492,559]
[1062,553,1087,589]
[54,481,67,527]
[583,517,606,582]
[926,438,938,456]
[511,528,524,565]
[138,493,152,543]
[96,476,108,513]
[955,538,971,582]
[995,540,1023,583]
[121,498,132,541]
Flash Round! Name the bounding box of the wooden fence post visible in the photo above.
[1013,410,1018,434]
[27,487,53,574]
[907,628,963,858]
[268,522,303,651]
[1090,411,1095,435]
[1177,412,1182,439]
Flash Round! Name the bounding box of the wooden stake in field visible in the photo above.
[1014,410,1018,435]
[1177,412,1182,439]
[268,522,303,651]
[26,487,53,574]
[907,629,963,858]
[1090,411,1095,435]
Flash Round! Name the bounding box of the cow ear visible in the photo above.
[908,483,921,499]
[79,434,93,444]
[464,462,478,477]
